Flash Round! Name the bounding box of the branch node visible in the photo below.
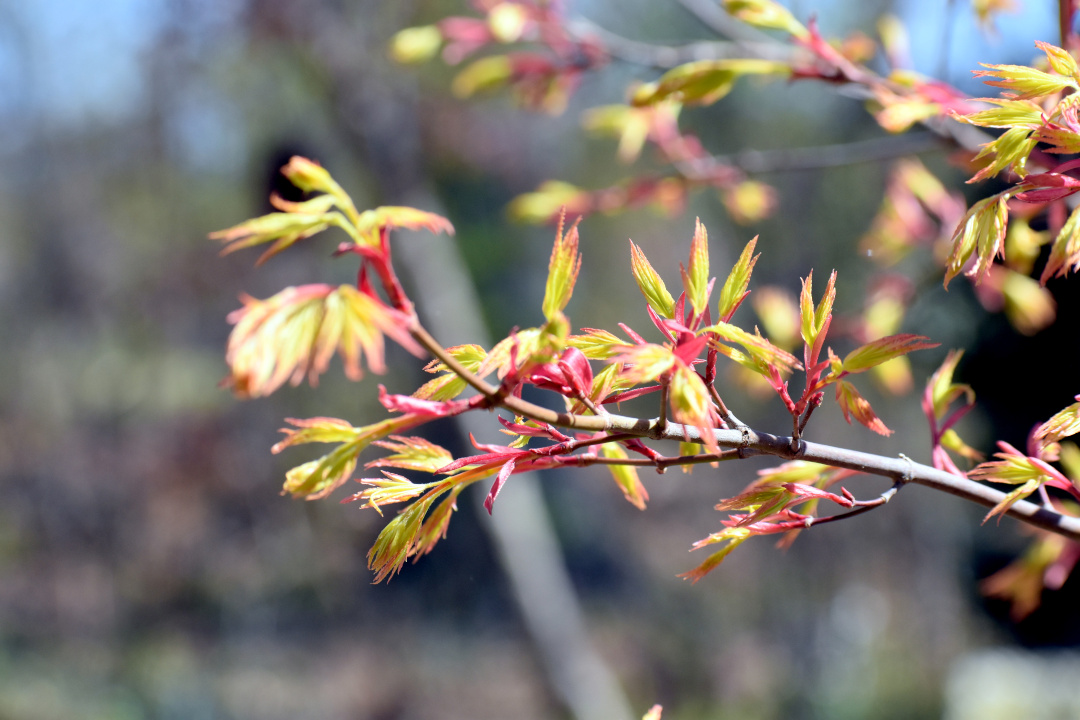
[898,453,915,484]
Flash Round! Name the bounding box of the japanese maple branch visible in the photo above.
[409,322,1080,542]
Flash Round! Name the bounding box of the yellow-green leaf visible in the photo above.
[717,235,759,321]
[629,240,676,318]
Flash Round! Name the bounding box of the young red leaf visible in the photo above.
[835,380,892,436]
[483,458,518,514]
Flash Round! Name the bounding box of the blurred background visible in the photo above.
[3,1,1080,718]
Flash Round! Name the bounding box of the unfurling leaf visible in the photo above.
[952,98,1043,129]
[799,269,836,355]
[542,212,583,321]
[1034,396,1080,450]
[973,59,1079,100]
[613,344,677,385]
[225,284,423,398]
[840,334,939,374]
[414,344,486,401]
[368,491,444,582]
[835,380,892,436]
[1042,204,1080,283]
[701,321,801,374]
[368,435,456,474]
[970,441,1079,521]
[211,208,346,265]
[926,349,973,421]
[967,126,1037,182]
[678,528,751,583]
[349,472,432,516]
[717,236,759,322]
[680,219,711,317]
[944,191,1010,287]
[601,443,649,509]
[351,206,455,248]
[669,363,719,452]
[569,328,632,360]
[274,416,425,500]
[629,241,676,318]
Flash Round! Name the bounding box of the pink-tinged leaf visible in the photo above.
[367,435,455,474]
[668,362,719,452]
[612,344,677,385]
[1042,204,1080,283]
[680,218,711,317]
[271,416,365,452]
[347,471,432,516]
[542,210,583,321]
[944,192,1010,287]
[483,458,518,514]
[835,380,892,436]
[799,269,836,359]
[210,209,341,265]
[367,491,445,583]
[559,347,594,397]
[1014,187,1080,203]
[780,482,855,507]
[275,415,427,500]
[225,284,422,398]
[629,241,675,319]
[841,334,939,374]
[717,236,760,322]
[952,97,1043,129]
[678,527,751,583]
[414,487,465,559]
[378,385,471,417]
[982,479,1042,523]
[973,61,1077,100]
[970,441,1078,504]
[569,328,633,360]
[1035,40,1080,79]
[1034,396,1080,450]
[352,206,455,248]
[701,321,801,373]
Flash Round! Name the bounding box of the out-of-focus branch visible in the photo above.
[567,17,796,67]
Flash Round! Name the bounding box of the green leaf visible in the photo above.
[717,235,759,321]
[629,241,676,318]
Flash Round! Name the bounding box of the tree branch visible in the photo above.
[409,323,1080,542]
